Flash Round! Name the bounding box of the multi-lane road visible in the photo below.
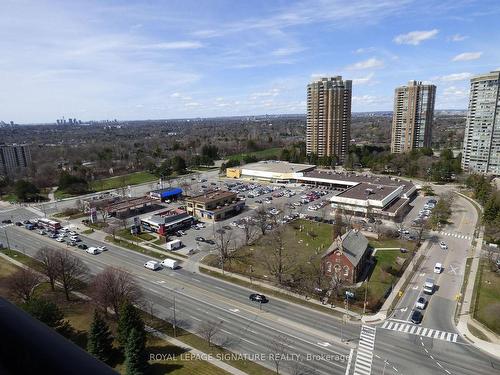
[1,186,499,375]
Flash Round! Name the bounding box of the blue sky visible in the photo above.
[1,0,499,123]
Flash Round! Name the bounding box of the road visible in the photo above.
[2,188,500,374]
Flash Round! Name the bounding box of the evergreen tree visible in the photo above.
[124,328,147,375]
[117,303,144,348]
[87,310,114,364]
[22,298,71,335]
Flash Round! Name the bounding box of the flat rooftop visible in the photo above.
[303,170,414,195]
[334,182,400,201]
[188,190,237,203]
[241,161,315,174]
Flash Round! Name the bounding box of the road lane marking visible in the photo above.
[353,326,376,375]
[381,320,459,343]
[344,348,354,375]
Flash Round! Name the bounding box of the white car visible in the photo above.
[86,247,101,255]
[56,237,65,242]
[434,263,443,274]
[415,296,427,310]
[439,241,448,250]
[97,245,107,252]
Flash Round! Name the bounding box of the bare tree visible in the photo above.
[263,227,291,285]
[55,249,89,301]
[240,220,258,246]
[268,334,292,375]
[198,320,223,347]
[91,267,143,317]
[288,361,318,375]
[97,207,108,223]
[6,268,42,302]
[35,247,59,290]
[332,210,343,240]
[255,206,270,236]
[213,227,235,273]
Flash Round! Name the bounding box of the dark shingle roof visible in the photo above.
[322,229,368,266]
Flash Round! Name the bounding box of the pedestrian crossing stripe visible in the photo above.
[381,321,458,342]
[353,325,377,375]
[438,231,471,240]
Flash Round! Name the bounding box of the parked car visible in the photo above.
[56,237,65,242]
[415,297,427,310]
[410,310,423,324]
[249,293,268,303]
[439,241,448,250]
[195,237,205,242]
[15,221,23,226]
[77,244,88,250]
[1,219,12,224]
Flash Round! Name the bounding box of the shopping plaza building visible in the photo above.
[226,161,416,221]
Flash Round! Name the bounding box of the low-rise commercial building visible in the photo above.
[141,208,193,235]
[185,190,245,222]
[149,187,182,202]
[226,161,315,182]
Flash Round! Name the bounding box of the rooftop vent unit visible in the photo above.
[365,188,374,195]
[377,185,383,190]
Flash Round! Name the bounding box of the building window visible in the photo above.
[326,262,332,273]
[334,265,341,274]
[344,266,349,277]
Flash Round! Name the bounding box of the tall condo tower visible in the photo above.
[390,80,436,153]
[462,70,500,175]
[306,76,352,162]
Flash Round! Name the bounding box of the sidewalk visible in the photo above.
[362,239,432,324]
[456,227,500,359]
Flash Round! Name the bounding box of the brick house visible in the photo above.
[321,229,370,284]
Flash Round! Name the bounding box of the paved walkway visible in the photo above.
[456,227,500,359]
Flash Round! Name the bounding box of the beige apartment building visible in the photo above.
[390,81,436,153]
[306,76,352,162]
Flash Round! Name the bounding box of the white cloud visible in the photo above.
[352,73,376,85]
[434,72,472,81]
[271,46,304,56]
[452,52,482,61]
[250,88,280,100]
[141,41,203,50]
[170,93,192,100]
[346,57,384,70]
[449,34,467,42]
[394,29,438,45]
[353,47,376,54]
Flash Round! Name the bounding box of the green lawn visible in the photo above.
[474,260,500,334]
[54,189,77,200]
[227,147,282,162]
[366,250,410,311]
[105,236,164,259]
[0,193,18,202]
[117,228,156,242]
[90,171,158,192]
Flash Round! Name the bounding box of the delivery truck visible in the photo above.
[161,258,178,269]
[144,260,161,270]
[166,239,182,251]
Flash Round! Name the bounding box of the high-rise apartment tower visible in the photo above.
[306,76,352,162]
[462,70,500,174]
[0,144,32,177]
[390,80,436,153]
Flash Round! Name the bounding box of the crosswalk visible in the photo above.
[353,325,376,375]
[0,223,13,230]
[438,231,471,240]
[381,320,458,342]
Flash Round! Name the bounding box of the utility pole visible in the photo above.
[172,292,177,338]
[363,281,368,315]
[382,359,389,375]
[4,227,11,250]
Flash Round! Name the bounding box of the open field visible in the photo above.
[227,147,282,162]
[90,171,158,192]
[473,259,500,334]
[117,228,156,242]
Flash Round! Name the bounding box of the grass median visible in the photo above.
[472,259,500,335]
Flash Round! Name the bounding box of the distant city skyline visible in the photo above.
[1,0,500,123]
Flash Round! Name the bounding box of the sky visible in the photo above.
[1,0,499,123]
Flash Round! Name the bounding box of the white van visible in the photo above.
[144,260,161,270]
[423,278,435,294]
[86,247,101,255]
[161,258,178,270]
[166,239,182,251]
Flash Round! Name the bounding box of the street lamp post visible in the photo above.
[172,293,177,338]
[382,359,389,375]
